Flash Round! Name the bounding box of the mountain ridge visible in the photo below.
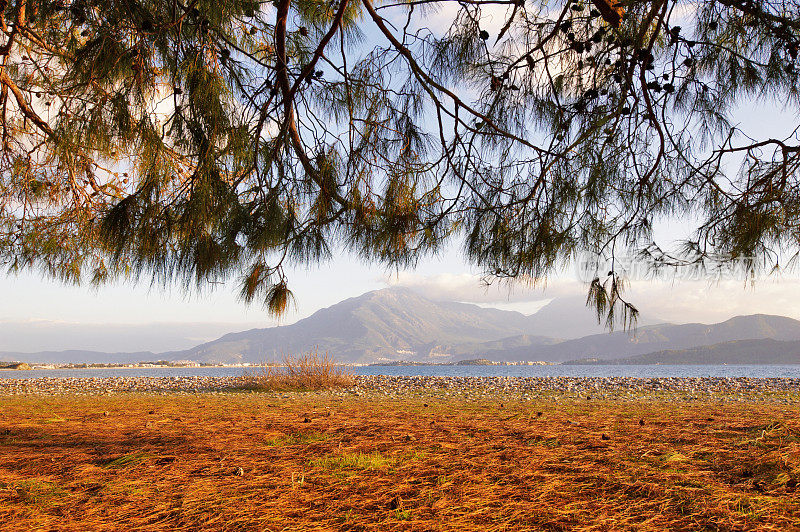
[480,313,800,363]
[4,288,800,365]
[171,289,800,364]
[175,287,544,363]
[564,338,800,365]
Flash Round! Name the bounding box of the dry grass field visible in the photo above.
[0,393,799,531]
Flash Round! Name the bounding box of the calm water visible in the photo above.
[1,365,800,379]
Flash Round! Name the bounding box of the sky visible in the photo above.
[5,235,800,353]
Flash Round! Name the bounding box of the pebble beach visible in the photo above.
[0,375,798,402]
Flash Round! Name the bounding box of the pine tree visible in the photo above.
[0,0,798,324]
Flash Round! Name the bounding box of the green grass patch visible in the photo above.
[101,479,153,497]
[528,436,560,448]
[310,451,395,471]
[732,496,768,519]
[402,450,427,462]
[435,474,452,486]
[14,479,69,508]
[337,509,358,523]
[664,451,689,463]
[265,431,327,446]
[101,452,150,469]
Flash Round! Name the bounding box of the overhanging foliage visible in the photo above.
[0,0,798,324]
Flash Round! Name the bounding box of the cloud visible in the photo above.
[0,321,263,354]
[384,1,515,38]
[382,271,800,323]
[671,1,699,24]
[624,279,800,324]
[381,271,583,303]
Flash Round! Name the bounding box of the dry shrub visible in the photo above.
[236,351,354,392]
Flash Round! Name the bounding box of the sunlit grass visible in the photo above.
[0,393,798,530]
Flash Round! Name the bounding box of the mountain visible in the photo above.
[498,314,800,363]
[7,288,800,365]
[447,334,561,358]
[174,288,670,364]
[522,296,656,339]
[174,288,546,364]
[564,338,800,365]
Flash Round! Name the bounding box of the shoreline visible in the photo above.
[4,363,800,370]
[0,375,798,401]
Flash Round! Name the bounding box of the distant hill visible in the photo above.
[7,288,800,366]
[175,288,673,364]
[504,314,800,363]
[564,338,800,365]
[522,296,659,339]
[175,291,795,364]
[174,288,548,364]
[448,334,561,359]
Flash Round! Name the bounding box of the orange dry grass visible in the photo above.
[0,394,798,531]
[237,352,355,391]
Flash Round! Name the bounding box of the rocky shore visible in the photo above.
[0,375,798,402]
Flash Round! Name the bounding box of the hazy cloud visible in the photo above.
[383,272,800,324]
[391,2,514,36]
[624,279,800,324]
[382,271,581,302]
[0,320,262,354]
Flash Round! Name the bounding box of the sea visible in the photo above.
[1,365,799,379]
